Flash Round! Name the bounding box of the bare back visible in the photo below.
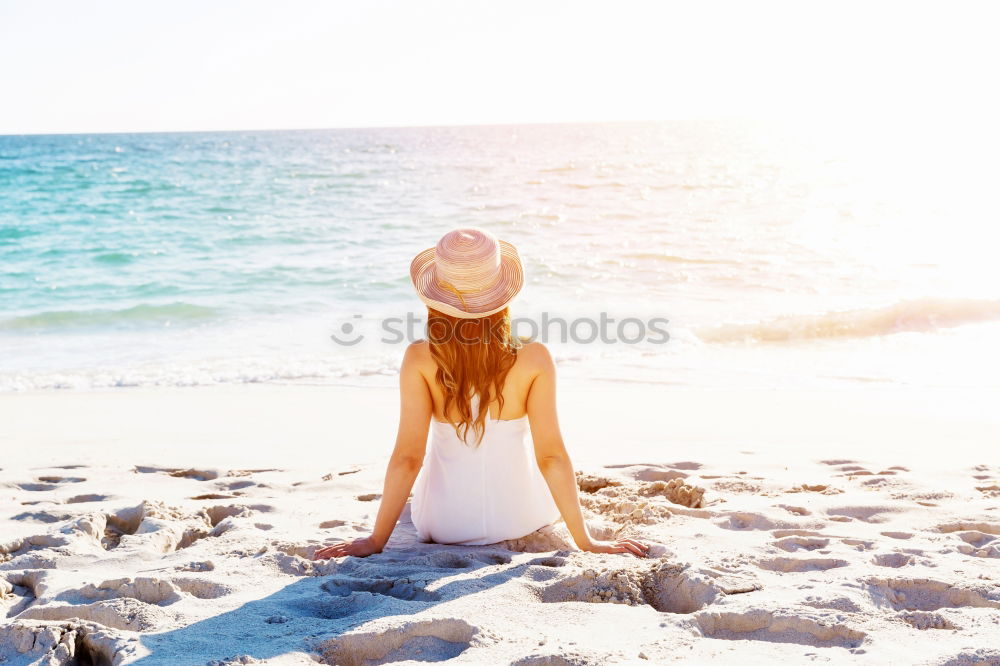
[409,339,547,424]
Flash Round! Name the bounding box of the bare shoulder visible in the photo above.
[400,341,435,396]
[403,340,434,365]
[517,340,555,371]
[402,339,434,369]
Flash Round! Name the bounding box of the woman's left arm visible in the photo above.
[313,342,431,559]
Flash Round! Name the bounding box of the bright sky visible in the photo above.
[1,0,997,134]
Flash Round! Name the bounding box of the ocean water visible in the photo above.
[2,120,999,391]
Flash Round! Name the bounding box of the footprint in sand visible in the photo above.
[175,560,215,572]
[968,464,1000,497]
[832,465,879,479]
[952,531,1000,558]
[715,511,785,531]
[133,465,220,481]
[36,501,255,553]
[317,519,373,533]
[756,556,848,572]
[841,538,875,551]
[772,536,829,552]
[776,504,811,516]
[786,483,844,495]
[694,609,866,649]
[772,529,826,538]
[0,532,72,567]
[709,478,763,494]
[71,577,187,605]
[16,597,170,632]
[896,610,961,630]
[66,494,109,504]
[801,595,864,613]
[4,567,176,633]
[422,551,480,569]
[319,618,479,664]
[525,555,568,568]
[1,570,46,616]
[880,531,913,540]
[288,553,477,619]
[539,560,745,614]
[954,531,996,548]
[511,651,616,666]
[935,521,1000,536]
[603,461,700,483]
[321,575,441,602]
[291,589,387,620]
[471,551,513,566]
[872,553,914,568]
[866,576,1000,612]
[35,475,86,484]
[171,577,232,599]
[11,509,75,524]
[826,505,904,524]
[218,479,257,491]
[12,482,61,492]
[319,519,347,528]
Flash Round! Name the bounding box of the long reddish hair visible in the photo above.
[427,306,522,447]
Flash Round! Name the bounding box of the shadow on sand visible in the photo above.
[125,509,562,665]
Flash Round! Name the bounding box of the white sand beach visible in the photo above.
[2,383,999,665]
[5,1,1000,662]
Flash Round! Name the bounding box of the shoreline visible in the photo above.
[1,381,996,470]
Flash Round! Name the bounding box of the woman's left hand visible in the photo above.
[312,535,384,560]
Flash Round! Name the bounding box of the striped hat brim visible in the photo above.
[409,240,524,319]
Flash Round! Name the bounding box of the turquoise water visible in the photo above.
[2,121,998,390]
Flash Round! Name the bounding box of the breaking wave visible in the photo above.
[697,297,1000,344]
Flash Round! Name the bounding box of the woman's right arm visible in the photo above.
[525,343,648,558]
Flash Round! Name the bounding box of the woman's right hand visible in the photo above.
[579,537,650,558]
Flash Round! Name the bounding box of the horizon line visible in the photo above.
[0,115,766,139]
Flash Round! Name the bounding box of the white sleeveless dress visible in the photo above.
[409,393,562,545]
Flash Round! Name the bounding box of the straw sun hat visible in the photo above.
[409,227,524,319]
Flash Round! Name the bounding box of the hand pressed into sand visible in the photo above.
[579,537,651,558]
[313,535,384,560]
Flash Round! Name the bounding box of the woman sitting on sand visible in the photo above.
[313,227,650,560]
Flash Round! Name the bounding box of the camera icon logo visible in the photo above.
[330,314,364,346]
